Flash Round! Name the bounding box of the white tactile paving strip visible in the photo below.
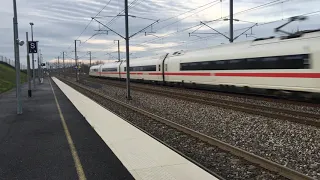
[53,77,218,180]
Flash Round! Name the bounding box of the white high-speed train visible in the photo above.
[89,30,320,99]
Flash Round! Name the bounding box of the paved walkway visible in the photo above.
[0,78,133,180]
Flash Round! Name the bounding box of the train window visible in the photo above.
[124,67,126,71]
[213,60,228,70]
[263,57,278,61]
[246,58,261,69]
[130,65,157,71]
[159,65,161,71]
[261,57,280,69]
[102,68,117,72]
[228,59,246,70]
[281,54,307,69]
[303,54,310,69]
[180,54,310,71]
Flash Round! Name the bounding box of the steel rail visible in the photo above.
[83,77,320,128]
[60,77,313,180]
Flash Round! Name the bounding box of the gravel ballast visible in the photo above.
[68,80,287,180]
[76,78,320,179]
[100,78,320,115]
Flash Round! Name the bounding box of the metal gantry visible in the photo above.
[91,7,159,100]
[188,0,259,43]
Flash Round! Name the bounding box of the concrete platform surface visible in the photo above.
[0,78,133,180]
[53,77,218,180]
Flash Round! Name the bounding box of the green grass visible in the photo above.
[0,62,27,93]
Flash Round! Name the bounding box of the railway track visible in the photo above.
[58,77,313,180]
[82,76,320,128]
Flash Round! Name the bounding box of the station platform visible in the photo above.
[0,77,218,180]
[0,78,133,179]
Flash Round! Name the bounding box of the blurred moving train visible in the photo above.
[89,30,320,99]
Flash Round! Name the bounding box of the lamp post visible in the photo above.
[29,22,36,88]
[13,0,23,114]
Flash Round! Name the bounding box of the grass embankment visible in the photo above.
[0,62,27,93]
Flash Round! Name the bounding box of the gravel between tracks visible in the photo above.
[103,79,320,115]
[78,79,320,179]
[72,82,286,180]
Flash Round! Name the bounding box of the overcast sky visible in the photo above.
[0,0,319,67]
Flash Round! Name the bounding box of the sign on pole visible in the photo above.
[28,41,38,53]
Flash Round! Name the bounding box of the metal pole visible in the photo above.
[89,51,91,67]
[37,49,41,83]
[125,0,131,100]
[30,23,36,88]
[26,32,32,97]
[13,0,22,114]
[117,40,120,62]
[229,0,233,43]
[40,53,43,79]
[63,52,65,75]
[75,40,78,81]
[58,56,60,76]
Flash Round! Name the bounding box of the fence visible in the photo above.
[0,55,27,70]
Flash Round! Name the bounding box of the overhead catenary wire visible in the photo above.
[72,0,318,63]
[76,0,243,55]
[133,0,296,47]
[154,1,222,32]
[105,0,142,27]
[65,0,113,51]
[79,0,224,51]
[158,0,223,24]
[84,0,224,53]
[76,0,144,50]
[138,10,320,52]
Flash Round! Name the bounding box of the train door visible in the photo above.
[120,61,126,79]
[160,53,169,83]
[165,52,183,83]
[118,61,123,79]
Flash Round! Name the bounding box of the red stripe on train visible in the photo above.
[215,73,320,78]
[100,72,118,74]
[97,72,320,78]
[150,72,211,76]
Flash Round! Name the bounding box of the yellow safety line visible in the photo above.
[49,78,87,180]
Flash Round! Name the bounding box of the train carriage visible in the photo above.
[100,62,121,79]
[89,65,102,77]
[120,55,165,82]
[89,30,320,98]
[165,31,320,94]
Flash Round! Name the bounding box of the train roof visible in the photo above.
[100,61,120,68]
[166,29,320,60]
[175,29,320,53]
[89,64,102,69]
[121,54,164,62]
[94,29,320,65]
